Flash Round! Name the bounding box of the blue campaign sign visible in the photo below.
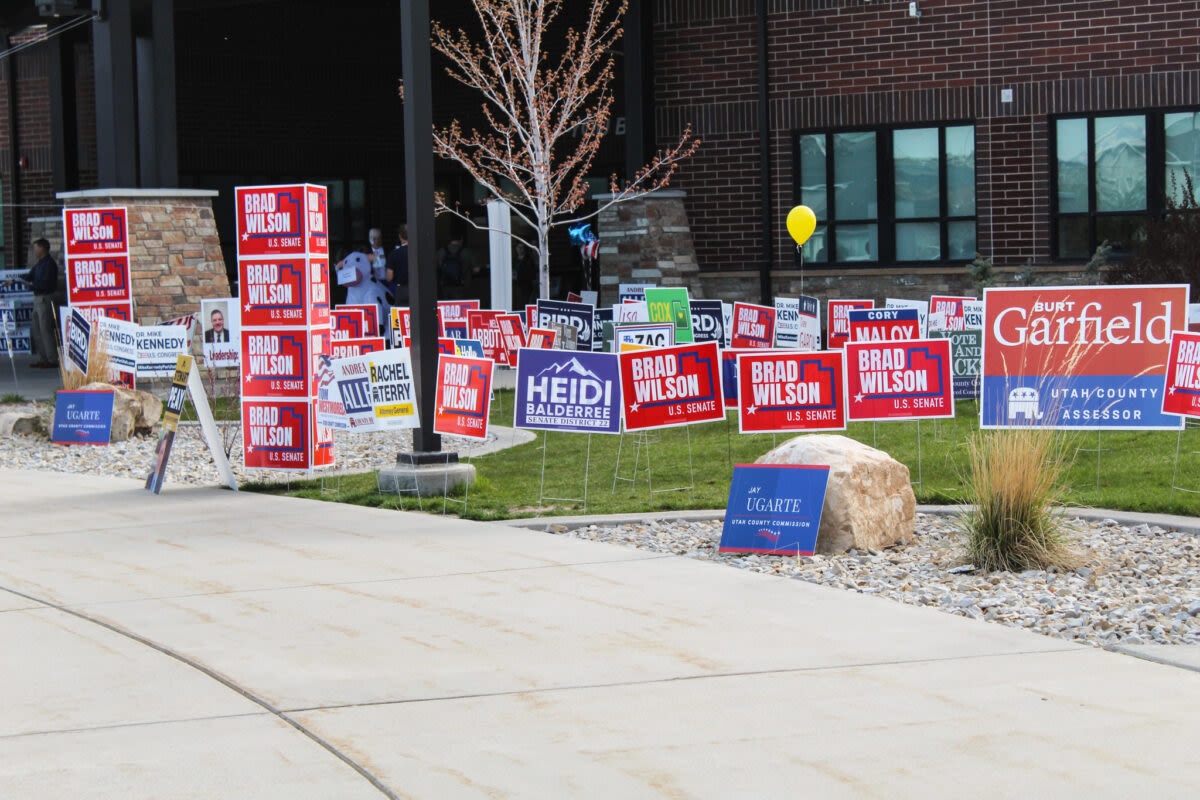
[689,299,724,344]
[537,299,594,351]
[720,464,830,555]
[514,348,622,434]
[67,308,91,374]
[455,338,485,358]
[52,390,115,445]
[592,307,613,352]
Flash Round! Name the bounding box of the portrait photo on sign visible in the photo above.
[201,298,240,367]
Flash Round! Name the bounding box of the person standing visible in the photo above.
[384,224,408,306]
[7,239,59,368]
[436,231,478,301]
[368,228,388,281]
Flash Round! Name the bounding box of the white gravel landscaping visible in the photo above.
[548,515,1200,649]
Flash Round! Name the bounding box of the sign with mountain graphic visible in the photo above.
[513,349,622,434]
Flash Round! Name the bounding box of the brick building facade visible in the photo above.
[651,0,1200,300]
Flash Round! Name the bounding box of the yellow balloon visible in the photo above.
[786,205,817,246]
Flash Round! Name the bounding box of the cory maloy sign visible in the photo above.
[514,349,621,434]
[618,341,724,431]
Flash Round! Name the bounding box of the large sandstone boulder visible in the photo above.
[756,434,915,554]
[77,382,162,441]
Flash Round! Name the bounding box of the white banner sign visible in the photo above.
[136,325,191,378]
[201,298,240,368]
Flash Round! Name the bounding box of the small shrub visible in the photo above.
[959,426,1078,572]
[967,252,995,290]
[1106,171,1200,296]
[1,393,24,404]
[1084,240,1112,280]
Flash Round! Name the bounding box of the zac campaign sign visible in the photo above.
[846,339,954,421]
[434,354,494,441]
[737,351,847,433]
[1163,331,1200,418]
[514,349,622,434]
[619,341,723,430]
[981,285,1188,430]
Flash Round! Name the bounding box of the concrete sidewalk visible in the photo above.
[2,469,1199,798]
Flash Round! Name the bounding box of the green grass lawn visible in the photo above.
[245,390,1200,520]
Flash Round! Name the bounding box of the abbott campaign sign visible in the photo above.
[619,341,723,430]
[846,339,954,421]
[737,351,846,433]
[514,349,621,434]
[982,285,1188,430]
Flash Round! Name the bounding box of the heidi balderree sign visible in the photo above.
[514,349,622,434]
[981,285,1188,430]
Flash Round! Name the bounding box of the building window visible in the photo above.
[794,123,976,266]
[1052,109,1200,260]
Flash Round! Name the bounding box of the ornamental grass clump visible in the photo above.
[959,425,1078,572]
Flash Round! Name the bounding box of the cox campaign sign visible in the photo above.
[514,349,621,434]
[981,285,1188,430]
[827,299,873,349]
[434,354,494,441]
[737,351,847,433]
[719,465,830,556]
[619,341,723,430]
[730,302,775,349]
[1164,331,1200,418]
[848,308,921,342]
[846,339,954,421]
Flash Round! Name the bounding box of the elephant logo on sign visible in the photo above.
[1007,387,1043,421]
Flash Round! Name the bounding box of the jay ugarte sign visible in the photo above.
[434,354,494,441]
[618,341,723,431]
[514,349,622,434]
[719,464,830,556]
[737,350,847,433]
[981,285,1188,430]
[846,339,954,421]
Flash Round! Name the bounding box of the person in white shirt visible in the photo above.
[368,228,387,281]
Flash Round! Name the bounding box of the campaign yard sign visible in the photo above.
[619,341,723,430]
[52,390,114,445]
[689,300,724,344]
[234,184,328,258]
[434,354,494,441]
[1164,331,1200,418]
[644,287,694,344]
[514,349,621,434]
[63,207,127,255]
[774,297,801,348]
[827,299,873,349]
[390,307,410,346]
[928,295,979,333]
[437,299,481,321]
[537,299,594,351]
[719,464,830,556]
[592,307,613,353]
[932,329,982,399]
[93,316,137,374]
[66,256,130,305]
[67,308,91,374]
[730,302,776,349]
[242,398,313,469]
[615,301,649,324]
[455,338,485,358]
[340,303,379,335]
[330,336,386,361]
[331,307,368,340]
[846,339,954,421]
[848,307,921,343]
[333,348,420,432]
[614,322,673,352]
[240,259,316,328]
[737,350,847,433]
[526,327,556,349]
[618,283,655,302]
[796,295,822,350]
[885,298,929,338]
[497,313,526,366]
[981,285,1188,430]
[468,310,506,363]
[721,347,755,408]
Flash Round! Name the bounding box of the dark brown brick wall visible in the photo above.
[653,0,1200,291]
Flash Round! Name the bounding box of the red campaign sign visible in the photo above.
[242,399,311,471]
[1164,331,1200,418]
[71,302,133,325]
[235,185,310,257]
[404,336,458,355]
[66,256,130,304]
[619,341,724,431]
[847,308,921,343]
[437,299,480,321]
[241,328,312,399]
[63,207,128,256]
[497,313,526,367]
[721,347,756,408]
[846,339,954,421]
[828,299,874,349]
[308,258,330,327]
[468,310,505,363]
[302,185,329,256]
[526,327,556,349]
[391,307,410,339]
[331,307,368,340]
[239,258,311,328]
[340,303,378,334]
[737,350,847,433]
[310,327,331,394]
[525,304,538,332]
[330,336,386,361]
[434,354,494,441]
[730,302,776,349]
[312,414,335,468]
[929,295,976,331]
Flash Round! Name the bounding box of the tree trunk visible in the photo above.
[538,223,551,299]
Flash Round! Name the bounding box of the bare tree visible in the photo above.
[427,0,699,298]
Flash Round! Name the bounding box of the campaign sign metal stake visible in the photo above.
[848,307,921,343]
[719,464,830,555]
[619,341,723,431]
[981,285,1188,430]
[434,354,494,441]
[737,350,847,433]
[846,338,955,421]
[52,390,114,445]
[1162,330,1200,418]
[514,349,622,434]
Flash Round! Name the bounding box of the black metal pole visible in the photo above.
[756,0,773,305]
[401,0,441,453]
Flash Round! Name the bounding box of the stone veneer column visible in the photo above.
[594,189,704,298]
[54,189,230,324]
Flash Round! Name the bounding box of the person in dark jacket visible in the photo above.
[384,224,408,306]
[7,239,59,367]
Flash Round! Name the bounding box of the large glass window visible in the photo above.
[794,124,975,266]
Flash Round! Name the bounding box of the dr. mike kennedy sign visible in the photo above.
[981,285,1188,430]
